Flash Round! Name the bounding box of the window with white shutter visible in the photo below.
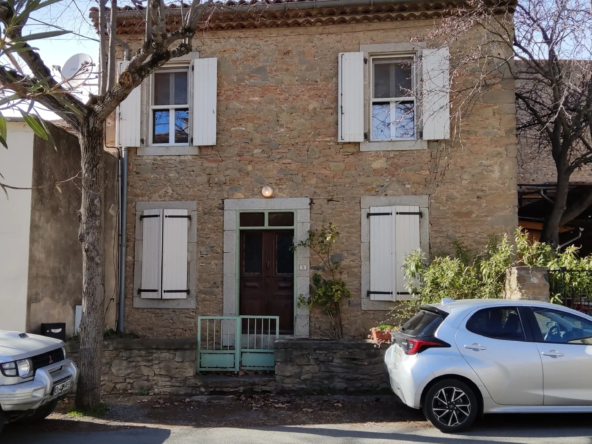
[138,208,190,300]
[162,209,190,299]
[116,61,142,147]
[422,47,450,140]
[139,209,163,299]
[192,58,218,147]
[368,205,422,301]
[338,52,364,142]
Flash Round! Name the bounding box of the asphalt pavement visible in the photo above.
[3,414,592,444]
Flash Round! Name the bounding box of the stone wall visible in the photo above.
[66,338,389,395]
[117,18,518,339]
[275,339,389,394]
[504,266,550,302]
[66,339,199,395]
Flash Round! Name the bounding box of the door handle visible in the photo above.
[542,350,565,358]
[464,343,487,351]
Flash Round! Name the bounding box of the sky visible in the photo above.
[6,0,101,119]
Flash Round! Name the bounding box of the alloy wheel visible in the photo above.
[431,386,472,428]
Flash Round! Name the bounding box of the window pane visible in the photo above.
[532,308,592,344]
[401,310,445,338]
[174,72,188,105]
[372,103,391,141]
[268,212,294,227]
[174,109,189,144]
[395,62,412,97]
[154,73,171,105]
[243,232,263,274]
[373,58,413,99]
[394,102,415,139]
[153,110,169,144]
[240,212,265,227]
[276,232,294,274]
[466,307,525,341]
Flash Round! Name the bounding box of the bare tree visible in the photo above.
[424,0,592,248]
[0,0,218,409]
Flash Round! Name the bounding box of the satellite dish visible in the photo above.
[61,53,93,89]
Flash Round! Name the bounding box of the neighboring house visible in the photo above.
[97,0,518,339]
[0,118,118,337]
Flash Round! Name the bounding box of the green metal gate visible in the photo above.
[197,316,279,373]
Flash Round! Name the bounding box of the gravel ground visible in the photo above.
[4,393,425,435]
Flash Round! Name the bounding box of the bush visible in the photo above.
[390,229,592,325]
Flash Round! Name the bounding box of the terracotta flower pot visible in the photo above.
[370,328,392,342]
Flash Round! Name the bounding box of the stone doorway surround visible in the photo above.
[223,198,311,338]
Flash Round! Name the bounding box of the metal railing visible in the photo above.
[197,315,279,373]
[548,269,592,315]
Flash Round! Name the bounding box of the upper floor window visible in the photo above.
[371,56,416,141]
[151,71,189,145]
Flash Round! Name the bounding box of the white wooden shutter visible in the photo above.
[162,209,189,299]
[192,58,217,146]
[140,209,162,299]
[338,52,364,143]
[116,61,142,147]
[422,47,450,140]
[369,207,396,301]
[394,206,421,301]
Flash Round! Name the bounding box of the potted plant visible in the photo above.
[370,325,395,342]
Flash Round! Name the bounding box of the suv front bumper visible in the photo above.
[0,359,78,411]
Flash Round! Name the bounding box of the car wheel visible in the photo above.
[423,379,478,433]
[18,400,59,424]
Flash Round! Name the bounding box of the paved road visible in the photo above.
[3,415,592,444]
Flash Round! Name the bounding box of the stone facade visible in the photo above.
[504,266,550,302]
[114,12,518,339]
[275,339,389,393]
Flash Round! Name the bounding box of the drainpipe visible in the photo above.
[558,227,584,249]
[117,146,129,333]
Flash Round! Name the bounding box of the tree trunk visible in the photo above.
[540,170,570,249]
[75,120,106,410]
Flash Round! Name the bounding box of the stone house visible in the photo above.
[98,0,518,341]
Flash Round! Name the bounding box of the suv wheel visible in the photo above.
[423,379,478,433]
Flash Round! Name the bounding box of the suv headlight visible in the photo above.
[17,359,33,378]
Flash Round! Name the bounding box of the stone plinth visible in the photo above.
[504,266,550,302]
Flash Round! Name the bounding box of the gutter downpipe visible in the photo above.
[117,146,128,333]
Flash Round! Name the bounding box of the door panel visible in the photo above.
[240,230,294,334]
[527,307,592,405]
[455,307,543,406]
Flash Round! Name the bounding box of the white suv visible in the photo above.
[385,299,592,433]
[0,331,78,434]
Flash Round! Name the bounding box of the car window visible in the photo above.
[466,307,525,341]
[531,308,592,344]
[400,310,444,338]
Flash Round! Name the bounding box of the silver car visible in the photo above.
[385,299,592,433]
[0,331,78,434]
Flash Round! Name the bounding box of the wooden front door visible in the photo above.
[240,230,294,334]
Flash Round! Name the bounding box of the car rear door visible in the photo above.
[455,306,544,405]
[523,306,592,406]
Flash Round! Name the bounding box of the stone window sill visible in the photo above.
[138,146,199,156]
[360,139,428,152]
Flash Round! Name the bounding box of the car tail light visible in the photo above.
[401,338,450,355]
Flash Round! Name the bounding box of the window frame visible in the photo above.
[369,55,417,142]
[238,210,296,230]
[149,68,190,147]
[133,201,197,309]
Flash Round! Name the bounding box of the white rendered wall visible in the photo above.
[0,122,34,331]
